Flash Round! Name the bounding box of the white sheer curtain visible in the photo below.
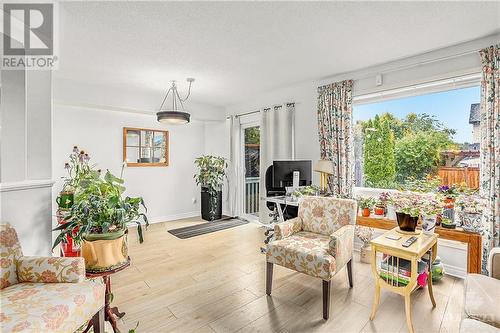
[259,103,295,223]
[226,116,241,217]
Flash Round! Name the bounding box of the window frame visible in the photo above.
[352,73,481,193]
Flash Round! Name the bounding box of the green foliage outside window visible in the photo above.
[360,112,457,188]
[245,126,260,144]
[363,115,396,188]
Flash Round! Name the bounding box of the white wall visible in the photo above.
[51,76,228,227]
[52,105,214,224]
[1,69,54,256]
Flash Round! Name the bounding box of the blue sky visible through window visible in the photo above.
[353,86,480,144]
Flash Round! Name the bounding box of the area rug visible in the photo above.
[167,218,249,239]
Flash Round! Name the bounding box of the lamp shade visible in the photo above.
[314,160,334,174]
[157,111,190,124]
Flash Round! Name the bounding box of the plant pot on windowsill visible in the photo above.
[374,205,385,216]
[361,208,371,217]
[461,212,482,232]
[82,229,129,272]
[396,212,419,232]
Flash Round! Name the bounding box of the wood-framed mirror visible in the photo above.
[123,127,169,167]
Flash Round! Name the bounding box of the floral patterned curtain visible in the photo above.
[317,80,354,198]
[479,44,500,274]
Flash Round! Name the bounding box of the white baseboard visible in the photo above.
[148,211,200,224]
[442,263,467,279]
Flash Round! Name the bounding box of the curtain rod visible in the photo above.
[225,102,296,119]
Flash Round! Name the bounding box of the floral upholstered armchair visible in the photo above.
[266,196,357,320]
[0,223,105,333]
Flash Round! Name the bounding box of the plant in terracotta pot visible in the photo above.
[437,185,460,208]
[374,192,390,216]
[357,197,376,217]
[355,226,374,264]
[389,191,422,232]
[194,155,228,221]
[53,156,148,272]
[456,194,483,232]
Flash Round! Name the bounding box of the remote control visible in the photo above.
[402,236,417,248]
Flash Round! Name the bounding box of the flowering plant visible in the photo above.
[437,185,460,199]
[355,226,374,245]
[389,191,423,217]
[62,146,99,192]
[419,193,443,216]
[456,194,483,214]
[376,192,390,207]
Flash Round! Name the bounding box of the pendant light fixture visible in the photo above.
[156,78,195,125]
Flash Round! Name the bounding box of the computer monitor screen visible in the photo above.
[272,160,312,188]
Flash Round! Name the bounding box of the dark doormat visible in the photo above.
[167,218,249,239]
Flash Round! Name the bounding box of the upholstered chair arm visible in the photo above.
[488,247,500,280]
[328,225,354,270]
[274,217,302,240]
[17,256,86,283]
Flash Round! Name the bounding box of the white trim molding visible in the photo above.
[147,211,200,224]
[0,179,55,192]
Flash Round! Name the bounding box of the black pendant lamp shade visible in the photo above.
[156,78,195,125]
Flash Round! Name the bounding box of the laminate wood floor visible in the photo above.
[114,218,464,333]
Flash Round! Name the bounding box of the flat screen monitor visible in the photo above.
[272,160,312,188]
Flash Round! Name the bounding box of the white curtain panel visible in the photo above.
[259,103,295,223]
[226,116,241,217]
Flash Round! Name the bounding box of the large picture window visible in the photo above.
[353,85,480,190]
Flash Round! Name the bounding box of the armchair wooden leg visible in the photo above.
[266,262,273,295]
[91,308,105,333]
[323,280,331,320]
[347,259,353,288]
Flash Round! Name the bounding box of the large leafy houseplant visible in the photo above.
[194,155,228,220]
[53,149,148,250]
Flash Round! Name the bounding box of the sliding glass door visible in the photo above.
[241,122,260,221]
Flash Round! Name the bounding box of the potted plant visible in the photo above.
[374,192,390,216]
[56,146,92,210]
[53,150,148,272]
[194,155,228,221]
[456,194,483,232]
[355,226,374,264]
[357,197,376,217]
[420,193,443,234]
[437,185,459,208]
[292,185,320,199]
[389,191,422,232]
[440,217,456,229]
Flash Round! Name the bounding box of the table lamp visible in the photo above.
[314,160,334,193]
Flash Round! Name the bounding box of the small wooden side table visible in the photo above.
[84,260,130,333]
[370,228,438,333]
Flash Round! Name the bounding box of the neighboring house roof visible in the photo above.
[469,103,480,124]
[458,157,480,168]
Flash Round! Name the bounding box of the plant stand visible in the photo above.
[369,228,438,333]
[83,259,130,333]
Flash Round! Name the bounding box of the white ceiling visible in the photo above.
[56,1,500,107]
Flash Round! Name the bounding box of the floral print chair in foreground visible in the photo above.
[266,196,357,320]
[0,223,105,333]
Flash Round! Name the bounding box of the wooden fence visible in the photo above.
[437,167,479,189]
